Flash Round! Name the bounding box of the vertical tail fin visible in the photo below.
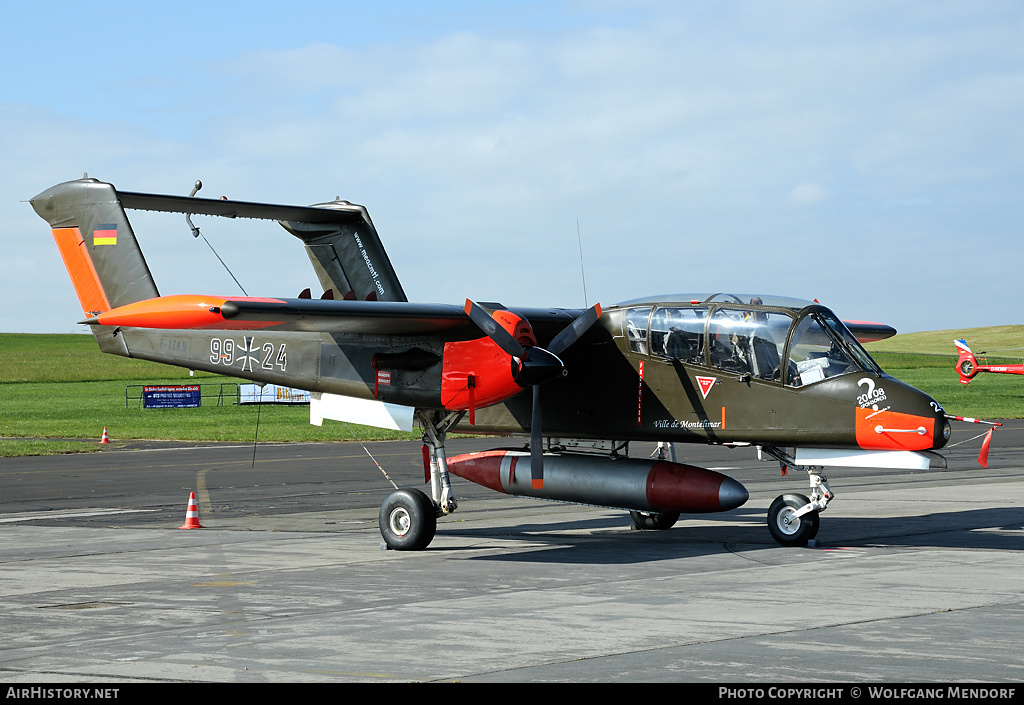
[279,201,407,303]
[954,339,978,384]
[31,177,159,315]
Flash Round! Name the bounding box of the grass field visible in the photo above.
[864,325,1024,420]
[864,325,1024,357]
[2,328,1022,457]
[0,333,417,456]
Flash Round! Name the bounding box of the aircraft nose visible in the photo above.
[719,477,749,511]
[936,416,952,449]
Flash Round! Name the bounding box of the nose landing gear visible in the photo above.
[760,446,834,547]
[767,493,820,546]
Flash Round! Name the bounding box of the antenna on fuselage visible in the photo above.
[184,179,249,296]
[185,180,202,237]
[577,219,588,308]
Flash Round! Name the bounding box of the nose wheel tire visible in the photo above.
[629,510,680,530]
[379,488,437,551]
[767,493,820,547]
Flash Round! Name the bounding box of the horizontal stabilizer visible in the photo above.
[119,191,365,225]
[121,190,407,303]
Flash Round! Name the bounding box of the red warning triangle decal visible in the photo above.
[696,376,717,399]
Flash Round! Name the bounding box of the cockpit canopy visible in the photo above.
[615,293,882,387]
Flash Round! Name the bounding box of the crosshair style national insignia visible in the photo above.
[239,336,259,372]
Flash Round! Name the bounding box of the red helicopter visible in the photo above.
[955,339,1024,384]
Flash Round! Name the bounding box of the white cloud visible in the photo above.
[787,183,828,206]
[3,2,1023,334]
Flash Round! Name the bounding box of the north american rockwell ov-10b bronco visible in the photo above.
[33,176,968,549]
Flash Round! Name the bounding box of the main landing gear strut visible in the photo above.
[761,447,834,547]
[378,411,462,551]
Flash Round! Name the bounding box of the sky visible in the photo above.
[2,0,1022,336]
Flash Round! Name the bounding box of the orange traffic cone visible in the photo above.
[179,492,204,529]
[99,427,110,444]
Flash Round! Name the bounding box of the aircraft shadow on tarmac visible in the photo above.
[438,505,1024,564]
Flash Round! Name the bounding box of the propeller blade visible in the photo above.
[463,298,594,488]
[531,385,544,489]
[547,303,602,356]
[464,299,526,358]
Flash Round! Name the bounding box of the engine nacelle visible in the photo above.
[446,449,748,514]
[440,309,538,411]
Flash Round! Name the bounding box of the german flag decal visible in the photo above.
[93,223,117,246]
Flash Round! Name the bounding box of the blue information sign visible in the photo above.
[142,385,201,409]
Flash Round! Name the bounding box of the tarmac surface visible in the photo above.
[1,421,1023,684]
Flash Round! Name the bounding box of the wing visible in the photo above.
[80,293,585,340]
[80,295,471,335]
[843,320,897,344]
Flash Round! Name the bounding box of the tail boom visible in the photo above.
[955,339,978,384]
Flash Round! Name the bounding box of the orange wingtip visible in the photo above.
[91,295,285,330]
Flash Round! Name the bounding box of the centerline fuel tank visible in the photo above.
[446,449,748,514]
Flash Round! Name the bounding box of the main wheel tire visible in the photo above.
[767,493,820,547]
[629,510,680,530]
[379,488,437,551]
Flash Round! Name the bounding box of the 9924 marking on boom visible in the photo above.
[210,337,287,373]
